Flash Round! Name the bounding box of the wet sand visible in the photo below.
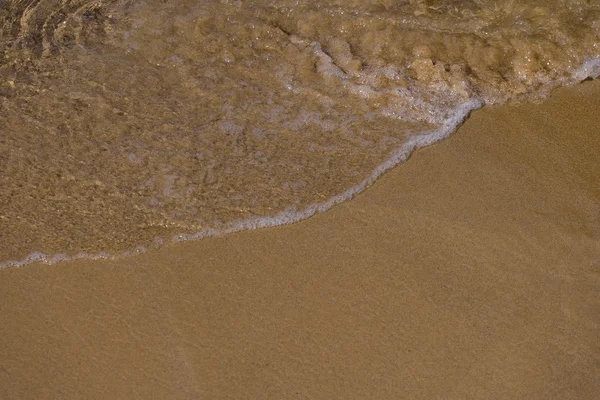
[1,80,599,399]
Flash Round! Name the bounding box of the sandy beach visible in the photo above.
[1,79,599,399]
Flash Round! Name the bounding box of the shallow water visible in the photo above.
[1,0,599,267]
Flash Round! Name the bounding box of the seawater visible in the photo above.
[1,0,599,267]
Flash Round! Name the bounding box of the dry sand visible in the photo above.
[1,80,599,399]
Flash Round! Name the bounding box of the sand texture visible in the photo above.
[1,80,599,399]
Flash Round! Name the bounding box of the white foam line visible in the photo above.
[0,99,482,269]
[2,58,599,269]
[572,58,600,81]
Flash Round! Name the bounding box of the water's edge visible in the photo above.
[3,59,599,269]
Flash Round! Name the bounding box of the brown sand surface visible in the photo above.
[1,80,599,399]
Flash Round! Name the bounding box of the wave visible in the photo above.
[1,0,599,267]
[3,59,599,268]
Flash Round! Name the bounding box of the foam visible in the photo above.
[572,59,600,82]
[1,59,598,270]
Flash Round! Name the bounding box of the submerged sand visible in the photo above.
[1,80,599,398]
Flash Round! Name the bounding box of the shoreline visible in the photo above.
[0,96,483,269]
[1,80,599,398]
[4,67,599,269]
